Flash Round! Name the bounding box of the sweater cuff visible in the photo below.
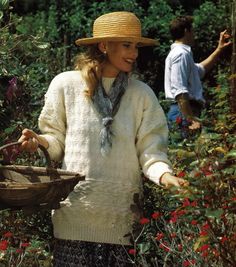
[38,134,63,161]
[146,162,173,185]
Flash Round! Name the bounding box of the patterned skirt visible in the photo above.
[53,238,136,267]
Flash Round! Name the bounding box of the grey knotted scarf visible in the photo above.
[92,72,128,156]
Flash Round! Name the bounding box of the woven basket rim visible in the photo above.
[0,176,83,188]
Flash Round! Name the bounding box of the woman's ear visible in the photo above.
[98,42,107,54]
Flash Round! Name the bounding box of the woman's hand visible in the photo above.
[160,172,189,188]
[18,128,48,153]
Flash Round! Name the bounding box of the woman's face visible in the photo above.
[101,41,139,77]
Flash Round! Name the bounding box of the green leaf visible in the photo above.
[225,150,236,159]
[4,127,15,134]
[205,209,223,219]
[138,242,151,254]
[0,0,9,10]
[35,43,50,49]
[16,24,28,34]
[189,159,199,167]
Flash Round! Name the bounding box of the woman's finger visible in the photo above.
[178,178,189,187]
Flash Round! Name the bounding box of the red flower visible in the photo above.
[191,200,198,207]
[220,236,228,244]
[3,232,13,238]
[0,240,8,250]
[171,210,177,216]
[20,242,30,248]
[156,232,164,240]
[194,172,201,177]
[177,171,186,178]
[183,259,196,266]
[199,244,209,252]
[16,248,23,254]
[178,244,183,251]
[170,232,177,238]
[200,231,208,237]
[203,171,212,176]
[182,198,191,207]
[177,210,186,216]
[164,246,170,252]
[151,212,161,220]
[176,116,182,124]
[201,251,208,257]
[191,220,198,225]
[128,248,136,255]
[201,223,210,231]
[159,242,170,252]
[139,218,150,225]
[169,216,178,223]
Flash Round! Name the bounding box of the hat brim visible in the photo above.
[75,36,158,46]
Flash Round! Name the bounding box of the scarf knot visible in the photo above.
[102,117,113,127]
[92,72,128,156]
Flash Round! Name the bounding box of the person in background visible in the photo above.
[164,16,231,135]
[18,11,188,267]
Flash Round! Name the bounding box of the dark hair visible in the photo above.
[169,16,193,40]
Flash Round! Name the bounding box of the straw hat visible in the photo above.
[75,11,157,46]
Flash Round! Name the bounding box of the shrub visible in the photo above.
[0,209,53,267]
[130,72,236,267]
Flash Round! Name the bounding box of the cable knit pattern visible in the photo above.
[38,70,172,245]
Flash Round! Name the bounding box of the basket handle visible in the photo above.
[0,141,52,168]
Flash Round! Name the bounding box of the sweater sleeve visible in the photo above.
[135,85,173,184]
[38,74,66,161]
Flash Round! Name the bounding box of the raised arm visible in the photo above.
[200,30,232,73]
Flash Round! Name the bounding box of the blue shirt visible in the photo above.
[164,43,205,102]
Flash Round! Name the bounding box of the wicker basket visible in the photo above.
[0,142,85,210]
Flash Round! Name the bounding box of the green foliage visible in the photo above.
[0,0,9,20]
[0,10,57,141]
[142,0,177,59]
[193,1,231,62]
[131,71,236,267]
[0,209,53,266]
[0,1,235,266]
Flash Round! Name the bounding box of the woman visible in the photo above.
[19,11,188,267]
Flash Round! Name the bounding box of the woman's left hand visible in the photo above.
[160,172,189,188]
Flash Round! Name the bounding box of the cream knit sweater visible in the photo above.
[38,70,172,245]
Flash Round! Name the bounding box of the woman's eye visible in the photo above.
[123,44,130,48]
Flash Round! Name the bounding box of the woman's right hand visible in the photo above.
[18,129,48,153]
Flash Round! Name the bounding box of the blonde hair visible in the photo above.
[74,45,105,97]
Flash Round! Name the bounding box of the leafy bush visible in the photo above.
[0,209,53,267]
[0,1,235,266]
[193,1,231,62]
[129,71,236,267]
